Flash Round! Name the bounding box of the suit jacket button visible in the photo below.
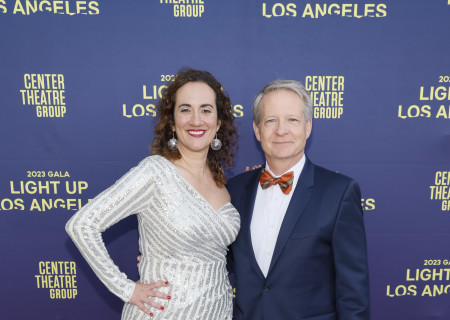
[264,286,270,292]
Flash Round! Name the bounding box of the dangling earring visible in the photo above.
[167,131,178,150]
[210,133,222,151]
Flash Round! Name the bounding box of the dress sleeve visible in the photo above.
[65,157,154,302]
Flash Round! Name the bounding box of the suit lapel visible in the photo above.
[240,168,265,280]
[267,158,315,276]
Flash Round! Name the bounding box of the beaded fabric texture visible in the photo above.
[66,155,240,320]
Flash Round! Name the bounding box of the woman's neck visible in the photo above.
[174,149,209,177]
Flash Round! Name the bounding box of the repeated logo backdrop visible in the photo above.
[1,1,449,319]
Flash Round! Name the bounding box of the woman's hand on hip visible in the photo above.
[129,280,170,317]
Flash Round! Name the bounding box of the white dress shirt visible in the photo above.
[250,155,306,277]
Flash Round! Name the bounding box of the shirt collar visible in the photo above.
[265,154,306,190]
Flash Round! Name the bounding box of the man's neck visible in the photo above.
[266,153,304,176]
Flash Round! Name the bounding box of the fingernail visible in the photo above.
[165,281,169,285]
[160,306,164,310]
[167,295,171,299]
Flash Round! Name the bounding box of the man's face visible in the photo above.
[253,89,312,170]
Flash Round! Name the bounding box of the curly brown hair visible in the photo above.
[151,68,237,186]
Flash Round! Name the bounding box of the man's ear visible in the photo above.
[306,119,312,139]
[253,121,261,142]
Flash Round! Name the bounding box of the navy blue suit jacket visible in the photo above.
[227,158,370,320]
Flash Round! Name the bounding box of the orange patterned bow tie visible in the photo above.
[259,168,294,195]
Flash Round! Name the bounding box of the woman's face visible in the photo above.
[173,81,220,155]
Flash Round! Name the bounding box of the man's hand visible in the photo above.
[245,164,262,172]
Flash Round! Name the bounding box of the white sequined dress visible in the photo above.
[66,155,240,319]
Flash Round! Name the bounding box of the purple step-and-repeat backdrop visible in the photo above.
[1,1,450,319]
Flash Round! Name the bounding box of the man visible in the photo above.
[227,80,370,319]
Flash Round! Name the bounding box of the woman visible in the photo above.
[66,68,240,319]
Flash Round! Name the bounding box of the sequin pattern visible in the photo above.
[66,155,240,320]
